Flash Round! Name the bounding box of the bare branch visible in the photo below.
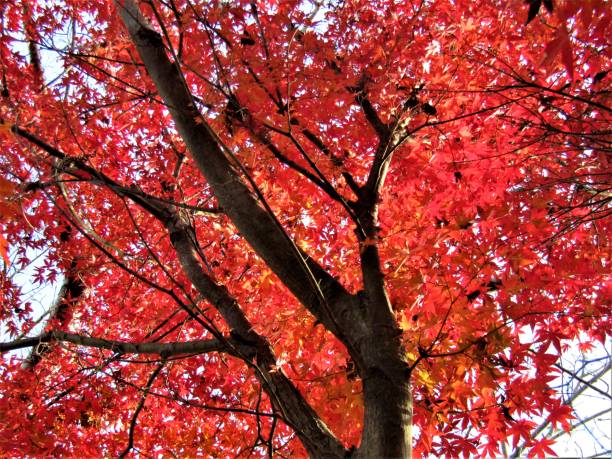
[1,330,227,356]
[555,362,612,401]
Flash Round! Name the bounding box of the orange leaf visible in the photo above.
[0,178,14,194]
[0,120,13,136]
[0,234,9,265]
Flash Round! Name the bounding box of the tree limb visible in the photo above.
[117,0,364,355]
[350,79,391,141]
[1,330,227,356]
[15,123,349,456]
[21,261,84,369]
[165,208,348,458]
[119,361,165,459]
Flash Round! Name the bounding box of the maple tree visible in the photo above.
[0,0,609,457]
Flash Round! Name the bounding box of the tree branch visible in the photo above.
[11,11,354,451]
[164,208,348,458]
[119,361,165,459]
[117,0,364,355]
[510,356,612,458]
[555,362,612,401]
[21,262,84,369]
[1,330,227,356]
[350,80,390,142]
[18,120,348,456]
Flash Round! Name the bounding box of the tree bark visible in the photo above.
[356,333,413,458]
[117,0,363,354]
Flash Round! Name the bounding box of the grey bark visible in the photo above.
[165,209,348,457]
[19,122,349,455]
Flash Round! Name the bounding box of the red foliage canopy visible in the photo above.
[0,0,609,457]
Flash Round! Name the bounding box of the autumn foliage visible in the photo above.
[0,0,609,457]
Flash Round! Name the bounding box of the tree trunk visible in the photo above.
[356,333,413,458]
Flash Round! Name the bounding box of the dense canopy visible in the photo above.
[0,0,609,457]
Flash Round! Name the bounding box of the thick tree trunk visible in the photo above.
[354,206,413,457]
[357,336,413,458]
[361,380,413,458]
